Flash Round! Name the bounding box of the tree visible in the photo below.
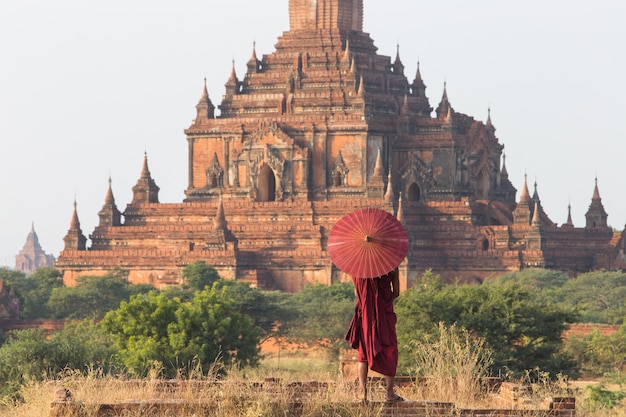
[0,328,52,397]
[102,291,181,376]
[165,264,291,341]
[168,285,260,371]
[102,286,260,377]
[213,280,291,343]
[48,273,154,319]
[552,271,626,324]
[285,282,355,356]
[0,267,26,283]
[566,325,626,378]
[4,267,63,318]
[495,268,569,291]
[182,261,221,292]
[395,272,578,378]
[0,322,118,399]
[48,320,119,373]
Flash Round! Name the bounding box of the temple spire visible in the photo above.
[500,153,509,180]
[392,44,404,75]
[592,177,601,201]
[585,177,608,228]
[562,202,574,227]
[519,173,530,203]
[225,60,239,95]
[131,152,160,205]
[63,199,87,251]
[98,176,122,227]
[372,148,385,179]
[531,201,541,227]
[213,196,227,229]
[396,193,404,224]
[411,61,427,98]
[366,148,386,198]
[342,38,351,62]
[247,41,260,73]
[384,170,394,202]
[436,81,453,119]
[357,74,365,97]
[532,179,540,202]
[104,176,115,205]
[194,78,215,122]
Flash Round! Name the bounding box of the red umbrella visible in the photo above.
[328,208,408,278]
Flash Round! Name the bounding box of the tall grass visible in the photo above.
[4,328,626,416]
[405,322,493,408]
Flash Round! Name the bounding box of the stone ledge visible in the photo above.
[48,383,576,417]
[50,399,576,417]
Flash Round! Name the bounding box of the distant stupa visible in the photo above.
[15,223,55,275]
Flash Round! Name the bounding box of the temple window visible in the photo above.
[407,183,421,201]
[258,164,276,202]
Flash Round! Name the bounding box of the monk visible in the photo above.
[345,267,404,403]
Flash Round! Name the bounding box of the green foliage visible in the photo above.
[284,282,355,356]
[182,261,221,292]
[169,285,260,371]
[48,272,154,320]
[48,320,119,372]
[552,270,626,324]
[395,271,578,378]
[213,281,291,343]
[3,267,63,319]
[0,329,52,397]
[584,383,626,411]
[167,263,291,342]
[0,267,26,283]
[565,325,626,377]
[0,322,116,399]
[495,269,569,291]
[102,286,261,377]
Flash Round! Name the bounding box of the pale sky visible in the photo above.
[1,0,625,267]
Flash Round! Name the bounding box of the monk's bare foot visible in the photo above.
[358,385,367,402]
[386,393,405,403]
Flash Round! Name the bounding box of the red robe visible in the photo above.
[345,269,398,377]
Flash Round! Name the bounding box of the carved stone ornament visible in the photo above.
[206,153,224,189]
[400,156,434,196]
[331,150,349,187]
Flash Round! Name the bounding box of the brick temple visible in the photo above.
[55,0,626,291]
[15,223,55,275]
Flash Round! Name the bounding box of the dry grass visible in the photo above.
[3,330,626,416]
[1,369,385,417]
[1,367,625,417]
[404,323,493,408]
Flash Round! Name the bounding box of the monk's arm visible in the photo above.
[391,268,400,299]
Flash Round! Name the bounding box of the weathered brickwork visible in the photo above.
[55,0,626,291]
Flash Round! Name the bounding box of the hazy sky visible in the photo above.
[2,0,625,266]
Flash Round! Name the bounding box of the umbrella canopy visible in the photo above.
[328,207,409,278]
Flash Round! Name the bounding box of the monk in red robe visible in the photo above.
[345,267,404,402]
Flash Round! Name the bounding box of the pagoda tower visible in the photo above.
[54,0,626,290]
[14,223,55,275]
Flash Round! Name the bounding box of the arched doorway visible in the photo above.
[257,164,276,202]
[407,183,421,202]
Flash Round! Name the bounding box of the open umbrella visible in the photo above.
[328,207,408,278]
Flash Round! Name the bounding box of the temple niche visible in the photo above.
[55,0,626,291]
